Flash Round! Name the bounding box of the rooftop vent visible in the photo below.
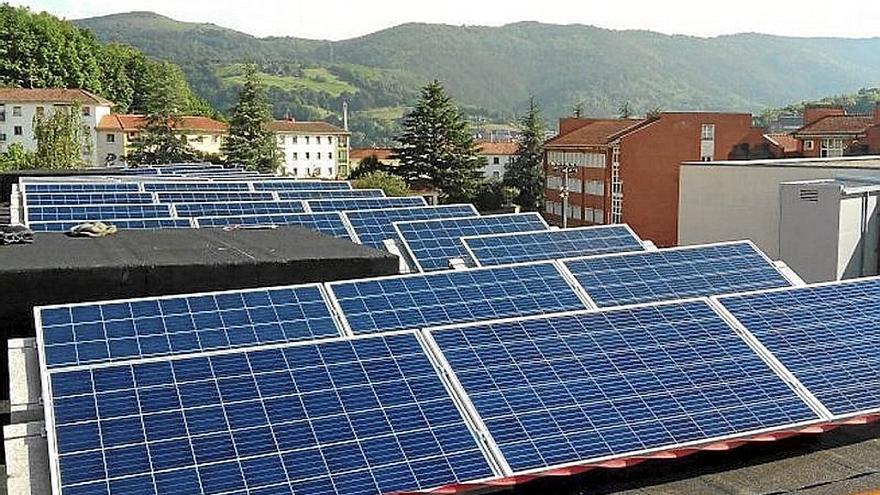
[799,189,819,203]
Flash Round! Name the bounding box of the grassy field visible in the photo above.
[218,65,357,97]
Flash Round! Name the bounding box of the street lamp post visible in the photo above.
[550,161,578,228]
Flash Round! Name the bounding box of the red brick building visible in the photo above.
[792,104,880,157]
[544,112,767,247]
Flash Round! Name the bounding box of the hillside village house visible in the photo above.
[792,104,880,157]
[350,147,399,167]
[477,140,518,180]
[97,114,228,166]
[271,120,351,179]
[0,88,113,166]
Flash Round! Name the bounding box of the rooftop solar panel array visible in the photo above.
[44,332,498,495]
[253,180,352,191]
[427,300,821,473]
[276,189,385,200]
[327,262,589,335]
[395,213,550,272]
[23,193,156,206]
[306,196,427,212]
[156,192,276,203]
[22,183,140,194]
[562,242,793,308]
[463,225,646,266]
[194,213,354,240]
[30,218,194,233]
[343,205,479,248]
[142,182,252,192]
[173,201,306,218]
[718,277,880,417]
[26,204,173,223]
[36,284,342,369]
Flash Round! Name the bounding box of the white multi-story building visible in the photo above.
[270,120,351,178]
[96,114,228,166]
[0,88,113,166]
[477,141,518,181]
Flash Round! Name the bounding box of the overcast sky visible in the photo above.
[10,0,880,40]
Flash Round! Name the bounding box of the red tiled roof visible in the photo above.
[794,115,875,137]
[546,119,648,148]
[763,133,799,153]
[97,114,228,132]
[350,148,395,161]
[269,120,348,134]
[0,88,113,106]
[477,141,519,155]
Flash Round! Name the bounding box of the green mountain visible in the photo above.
[76,12,880,145]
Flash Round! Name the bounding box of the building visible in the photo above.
[678,156,880,274]
[0,88,113,166]
[96,114,228,166]
[543,112,766,246]
[477,141,518,181]
[270,120,351,178]
[350,147,399,167]
[792,105,880,157]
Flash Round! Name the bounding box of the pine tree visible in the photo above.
[128,61,197,165]
[221,64,281,173]
[393,80,484,203]
[504,97,547,211]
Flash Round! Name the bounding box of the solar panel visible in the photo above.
[195,213,354,240]
[395,213,550,272]
[253,180,352,191]
[343,205,479,248]
[427,299,821,474]
[156,192,275,203]
[307,196,427,213]
[327,262,589,335]
[43,332,498,495]
[25,204,173,223]
[142,182,252,192]
[562,241,793,308]
[22,183,140,194]
[23,192,157,206]
[463,225,645,267]
[36,284,342,369]
[276,189,386,200]
[717,277,880,418]
[30,218,193,233]
[173,201,306,218]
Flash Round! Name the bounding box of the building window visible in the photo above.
[292,136,298,144]
[106,134,116,143]
[128,132,137,140]
[327,167,333,176]
[328,152,332,160]
[12,106,22,117]
[317,152,322,159]
[305,152,310,159]
[700,156,712,162]
[493,157,500,165]
[701,124,715,140]
[13,126,22,136]
[316,136,322,144]
[305,136,310,145]
[292,168,298,176]
[328,136,333,145]
[292,152,298,161]
[820,139,845,158]
[492,171,500,180]
[36,106,45,117]
[278,136,285,145]
[0,133,6,142]
[804,140,814,151]
[82,107,90,117]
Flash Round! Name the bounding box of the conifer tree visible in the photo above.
[222,64,281,173]
[504,97,546,211]
[393,80,484,203]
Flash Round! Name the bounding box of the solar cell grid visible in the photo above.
[328,261,589,335]
[30,218,193,233]
[427,299,821,473]
[24,193,156,206]
[173,201,306,218]
[343,205,479,248]
[194,213,353,240]
[395,213,550,272]
[275,189,385,200]
[22,183,140,193]
[253,181,352,191]
[562,241,793,308]
[306,196,427,213]
[718,277,880,418]
[142,182,251,192]
[26,204,173,224]
[45,332,497,495]
[36,284,342,369]
[156,192,275,203]
[463,225,645,267]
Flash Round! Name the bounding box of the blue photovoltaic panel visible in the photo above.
[253,180,352,191]
[45,332,496,495]
[329,262,588,335]
[24,193,156,206]
[26,204,173,223]
[396,213,549,272]
[22,183,140,194]
[173,201,306,218]
[463,225,645,267]
[307,196,427,213]
[142,182,251,192]
[563,242,793,308]
[343,205,479,248]
[156,192,275,203]
[276,189,385,200]
[718,277,880,417]
[429,300,820,473]
[30,218,192,233]
[37,284,341,368]
[195,213,353,240]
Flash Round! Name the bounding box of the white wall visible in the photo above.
[481,154,513,180]
[278,133,342,178]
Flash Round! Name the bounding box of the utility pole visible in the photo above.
[550,161,578,228]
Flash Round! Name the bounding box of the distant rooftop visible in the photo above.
[477,140,519,155]
[0,88,113,106]
[794,114,876,137]
[269,119,348,134]
[684,155,880,168]
[97,114,228,132]
[545,118,648,148]
[350,147,395,161]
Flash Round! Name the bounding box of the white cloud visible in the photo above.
[12,0,880,40]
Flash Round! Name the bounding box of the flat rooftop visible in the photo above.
[683,155,880,168]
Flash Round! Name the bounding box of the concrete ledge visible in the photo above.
[4,421,50,495]
[8,338,43,425]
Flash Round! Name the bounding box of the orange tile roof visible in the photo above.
[477,141,519,155]
[350,147,395,161]
[0,88,113,106]
[269,120,348,134]
[546,119,648,148]
[794,115,875,137]
[97,114,228,133]
[763,133,799,153]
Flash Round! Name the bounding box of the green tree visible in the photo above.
[349,155,389,180]
[504,97,546,211]
[393,80,484,203]
[353,171,410,197]
[0,143,35,170]
[618,101,633,118]
[221,64,280,173]
[32,102,92,169]
[128,61,197,165]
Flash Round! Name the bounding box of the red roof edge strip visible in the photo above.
[386,416,880,495]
